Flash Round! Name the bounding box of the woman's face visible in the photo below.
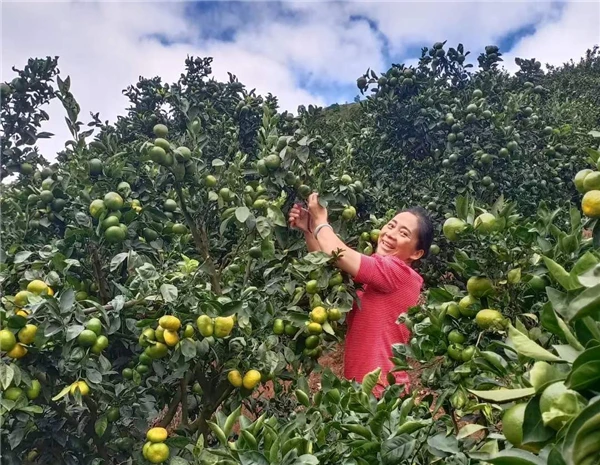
[377,212,424,262]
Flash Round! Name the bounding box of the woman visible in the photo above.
[288,193,433,395]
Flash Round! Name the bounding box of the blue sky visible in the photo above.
[2,0,599,162]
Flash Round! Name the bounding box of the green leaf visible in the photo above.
[110,252,128,272]
[381,435,415,464]
[508,324,561,362]
[485,449,547,465]
[456,195,468,221]
[427,433,458,455]
[361,368,381,395]
[571,252,598,277]
[60,288,76,313]
[169,457,190,465]
[180,338,196,360]
[224,405,242,437]
[562,398,600,465]
[0,363,15,390]
[267,206,286,228]
[522,396,555,444]
[468,387,535,403]
[543,256,579,290]
[14,251,32,264]
[95,415,108,437]
[51,384,72,401]
[159,284,178,303]
[566,283,600,322]
[457,423,486,439]
[66,325,84,342]
[291,455,319,465]
[235,206,250,223]
[551,344,581,363]
[85,368,102,384]
[256,217,271,239]
[207,421,227,445]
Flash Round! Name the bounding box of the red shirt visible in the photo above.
[344,254,423,395]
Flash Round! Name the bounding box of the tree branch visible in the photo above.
[174,183,221,294]
[158,387,182,428]
[181,376,189,426]
[89,244,111,305]
[82,298,146,315]
[83,396,111,463]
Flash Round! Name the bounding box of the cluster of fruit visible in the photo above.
[442,210,500,242]
[76,317,108,355]
[142,427,170,464]
[88,191,129,243]
[2,280,50,359]
[358,228,380,255]
[227,368,261,390]
[575,166,600,219]
[141,124,195,185]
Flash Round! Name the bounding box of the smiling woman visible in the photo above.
[288,194,434,395]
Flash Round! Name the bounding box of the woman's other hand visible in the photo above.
[307,193,328,225]
[288,203,311,232]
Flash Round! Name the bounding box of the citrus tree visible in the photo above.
[0,56,377,464]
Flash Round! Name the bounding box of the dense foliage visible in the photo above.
[1,42,599,465]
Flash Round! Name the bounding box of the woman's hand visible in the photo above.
[288,203,312,232]
[307,193,328,225]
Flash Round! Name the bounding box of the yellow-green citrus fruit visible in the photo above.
[158,315,181,331]
[6,343,27,359]
[502,403,544,452]
[139,327,156,346]
[78,329,98,347]
[205,175,217,187]
[153,124,168,138]
[146,426,168,443]
[475,309,504,330]
[89,199,106,219]
[249,246,262,259]
[27,280,48,295]
[26,380,41,400]
[305,335,320,349]
[530,361,563,392]
[171,223,187,235]
[340,174,352,185]
[273,319,285,335]
[448,330,465,344]
[14,290,29,307]
[342,206,357,220]
[163,199,177,212]
[163,330,179,347]
[103,192,124,210]
[574,169,593,193]
[228,370,243,387]
[146,443,170,463]
[582,190,600,218]
[264,154,281,170]
[507,268,521,284]
[89,158,103,175]
[70,380,90,396]
[307,322,323,335]
[306,280,318,294]
[582,171,600,192]
[0,329,17,352]
[183,324,194,338]
[154,138,170,151]
[196,315,214,337]
[443,217,467,241]
[86,318,103,336]
[467,276,493,298]
[4,387,25,401]
[327,308,342,321]
[474,212,497,234]
[310,306,328,324]
[91,335,109,354]
[458,295,479,317]
[105,225,126,243]
[214,316,235,338]
[242,369,261,390]
[17,324,37,344]
[102,215,120,230]
[146,342,168,359]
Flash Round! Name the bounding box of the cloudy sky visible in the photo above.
[2,1,599,162]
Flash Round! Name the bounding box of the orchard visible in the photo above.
[1,42,599,465]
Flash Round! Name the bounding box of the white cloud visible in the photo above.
[502,1,600,72]
[2,0,598,166]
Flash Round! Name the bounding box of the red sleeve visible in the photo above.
[354,254,419,293]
